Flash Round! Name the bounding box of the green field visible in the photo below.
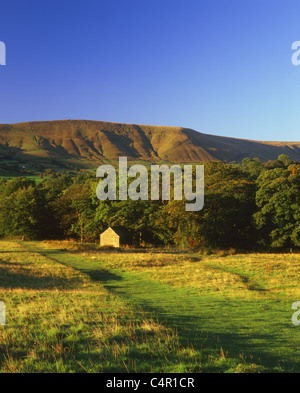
[0,240,299,373]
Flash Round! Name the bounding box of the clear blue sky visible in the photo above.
[0,0,300,141]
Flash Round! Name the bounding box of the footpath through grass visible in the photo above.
[0,241,200,373]
[23,242,300,373]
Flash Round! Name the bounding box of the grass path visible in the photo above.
[2,241,205,373]
[26,243,300,372]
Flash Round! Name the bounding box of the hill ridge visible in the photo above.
[0,120,300,169]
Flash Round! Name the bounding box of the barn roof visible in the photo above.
[104,226,131,238]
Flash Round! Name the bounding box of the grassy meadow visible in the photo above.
[0,240,299,373]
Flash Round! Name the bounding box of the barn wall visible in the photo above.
[100,231,120,247]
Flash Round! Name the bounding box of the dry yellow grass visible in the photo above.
[6,240,298,373]
[69,249,300,300]
[0,241,194,373]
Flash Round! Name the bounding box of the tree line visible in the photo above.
[0,154,299,251]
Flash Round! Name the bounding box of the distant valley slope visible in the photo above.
[0,120,299,172]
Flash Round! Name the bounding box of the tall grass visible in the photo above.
[0,241,200,372]
[2,241,299,372]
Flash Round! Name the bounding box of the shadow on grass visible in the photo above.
[80,269,123,283]
[203,264,267,293]
[34,248,124,284]
[0,261,82,290]
[21,245,298,372]
[90,271,296,372]
[0,270,81,290]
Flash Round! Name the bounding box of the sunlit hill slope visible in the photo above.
[0,120,300,170]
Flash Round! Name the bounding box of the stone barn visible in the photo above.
[100,226,131,248]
